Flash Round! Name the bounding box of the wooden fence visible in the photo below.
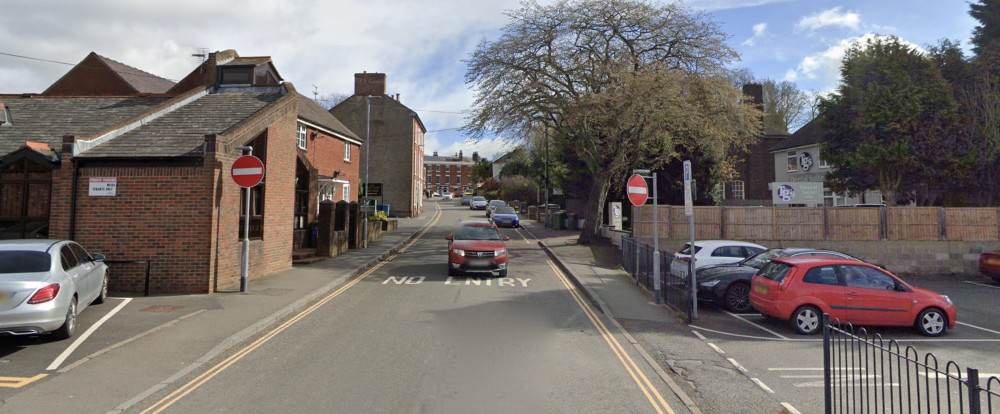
[632,205,1000,242]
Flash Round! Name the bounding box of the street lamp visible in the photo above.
[363,95,382,248]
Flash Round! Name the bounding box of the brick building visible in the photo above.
[720,84,790,205]
[329,73,426,217]
[0,50,319,293]
[424,151,475,195]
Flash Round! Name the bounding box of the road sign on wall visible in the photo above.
[366,183,383,197]
[231,156,265,188]
[626,174,648,206]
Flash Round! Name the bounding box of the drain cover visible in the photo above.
[140,305,184,313]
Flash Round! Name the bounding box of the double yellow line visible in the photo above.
[547,260,675,414]
[142,206,442,414]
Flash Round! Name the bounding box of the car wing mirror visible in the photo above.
[93,253,106,262]
[503,236,510,241]
[445,235,453,241]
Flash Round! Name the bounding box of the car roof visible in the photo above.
[458,220,495,227]
[773,256,867,266]
[0,239,61,252]
[692,240,765,248]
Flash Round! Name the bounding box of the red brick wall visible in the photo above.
[302,127,360,202]
[43,54,136,96]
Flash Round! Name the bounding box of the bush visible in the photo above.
[368,211,388,221]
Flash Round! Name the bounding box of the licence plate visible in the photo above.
[467,260,490,268]
[753,285,768,294]
[988,257,1000,266]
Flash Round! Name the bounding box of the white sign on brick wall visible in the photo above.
[89,177,117,197]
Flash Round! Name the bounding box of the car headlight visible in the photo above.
[699,280,721,288]
[452,249,464,256]
[494,249,506,256]
[941,295,952,305]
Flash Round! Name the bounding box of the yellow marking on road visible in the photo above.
[140,205,443,414]
[0,374,47,388]
[547,260,674,414]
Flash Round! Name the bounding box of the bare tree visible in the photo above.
[317,92,352,110]
[464,0,760,242]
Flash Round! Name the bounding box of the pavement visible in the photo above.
[1,207,787,413]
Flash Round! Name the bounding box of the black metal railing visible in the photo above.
[621,236,691,321]
[823,314,1000,413]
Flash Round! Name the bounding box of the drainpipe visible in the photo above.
[69,158,79,240]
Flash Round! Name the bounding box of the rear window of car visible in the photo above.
[473,197,486,201]
[756,261,793,282]
[0,251,50,273]
[802,266,840,285]
[678,244,703,255]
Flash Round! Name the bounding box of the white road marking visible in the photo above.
[47,297,132,371]
[691,330,707,341]
[724,310,789,339]
[957,321,1000,336]
[727,358,748,374]
[963,280,1000,289]
[707,343,725,355]
[751,378,774,393]
[513,227,532,244]
[691,325,1000,342]
[781,402,802,414]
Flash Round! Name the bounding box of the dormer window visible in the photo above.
[219,67,253,85]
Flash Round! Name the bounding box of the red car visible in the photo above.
[978,251,1000,283]
[750,257,956,337]
[445,221,510,277]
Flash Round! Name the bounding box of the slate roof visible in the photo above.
[424,155,472,163]
[80,91,284,158]
[95,54,176,94]
[0,96,168,157]
[295,94,361,143]
[769,117,823,152]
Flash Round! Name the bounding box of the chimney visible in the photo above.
[433,151,438,156]
[472,151,479,162]
[459,150,463,160]
[742,83,763,108]
[354,72,386,96]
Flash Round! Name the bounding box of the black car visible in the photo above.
[696,248,861,313]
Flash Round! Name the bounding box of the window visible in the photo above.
[435,165,440,172]
[343,183,350,201]
[787,151,798,172]
[457,176,461,185]
[297,124,307,150]
[843,266,899,291]
[819,156,829,168]
[446,165,451,173]
[802,266,840,285]
[219,67,252,84]
[824,189,847,207]
[344,142,351,161]
[437,176,441,184]
[711,246,744,257]
[757,262,793,283]
[731,181,745,200]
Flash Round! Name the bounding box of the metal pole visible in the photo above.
[689,211,696,319]
[823,313,832,414]
[237,146,253,293]
[635,205,640,285]
[544,127,549,224]
[653,172,660,304]
[363,96,372,248]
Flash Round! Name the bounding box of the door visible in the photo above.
[67,243,100,304]
[841,265,913,325]
[798,265,848,322]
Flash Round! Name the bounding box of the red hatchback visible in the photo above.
[749,257,956,337]
[446,221,510,277]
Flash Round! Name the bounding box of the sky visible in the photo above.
[0,0,981,161]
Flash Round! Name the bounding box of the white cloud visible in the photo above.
[742,22,768,46]
[682,0,794,12]
[783,34,924,93]
[795,7,861,32]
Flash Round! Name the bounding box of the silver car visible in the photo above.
[0,240,109,339]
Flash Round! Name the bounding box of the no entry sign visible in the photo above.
[231,155,265,188]
[626,174,648,206]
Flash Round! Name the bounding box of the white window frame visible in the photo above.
[344,142,351,161]
[457,175,461,185]
[731,181,745,200]
[786,151,798,172]
[819,156,830,169]
[297,124,307,150]
[343,183,350,202]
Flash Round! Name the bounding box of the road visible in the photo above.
[127,203,684,413]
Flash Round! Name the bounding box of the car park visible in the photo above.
[0,239,110,339]
[490,206,520,228]
[470,196,488,210]
[460,195,473,206]
[445,220,510,277]
[696,248,862,313]
[978,251,1000,282]
[442,192,453,200]
[485,200,507,218]
[749,257,956,336]
[670,240,766,279]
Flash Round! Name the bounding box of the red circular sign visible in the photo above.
[626,174,648,206]
[231,155,265,188]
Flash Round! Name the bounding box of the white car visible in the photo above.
[442,192,453,200]
[669,240,766,279]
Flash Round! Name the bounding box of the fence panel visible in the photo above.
[887,207,940,241]
[724,207,774,240]
[828,208,880,241]
[774,207,825,240]
[620,235,691,320]
[947,208,1000,241]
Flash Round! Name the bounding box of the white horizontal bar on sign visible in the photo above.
[627,187,647,194]
[233,167,263,176]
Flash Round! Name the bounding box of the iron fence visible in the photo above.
[621,236,692,321]
[823,314,1000,413]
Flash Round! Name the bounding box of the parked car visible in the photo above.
[486,200,507,218]
[0,239,110,339]
[432,192,440,197]
[445,220,510,277]
[490,206,520,228]
[470,196,488,210]
[978,251,1000,283]
[669,240,766,279]
[442,192,453,200]
[460,195,473,206]
[696,248,863,313]
[750,257,956,336]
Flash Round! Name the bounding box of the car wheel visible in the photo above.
[53,297,78,340]
[498,269,507,278]
[448,262,458,276]
[94,271,109,304]
[724,283,752,313]
[915,308,947,337]
[790,305,822,335]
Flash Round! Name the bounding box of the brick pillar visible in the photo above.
[335,200,349,231]
[317,201,336,257]
[348,201,361,248]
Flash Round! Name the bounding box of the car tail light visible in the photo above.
[28,283,60,304]
[778,268,797,291]
[678,256,690,263]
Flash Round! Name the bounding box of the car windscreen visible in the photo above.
[743,250,785,269]
[756,261,793,283]
[455,225,502,240]
[494,207,516,214]
[473,197,486,201]
[0,251,51,273]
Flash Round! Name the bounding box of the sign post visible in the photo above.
[684,160,696,319]
[232,151,263,293]
[629,171,660,304]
